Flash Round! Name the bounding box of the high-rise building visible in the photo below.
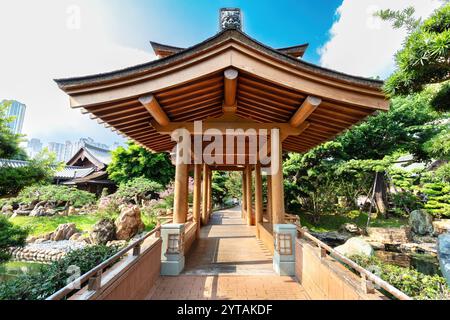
[2,100,26,134]
[26,138,43,158]
[64,140,74,162]
[48,142,66,162]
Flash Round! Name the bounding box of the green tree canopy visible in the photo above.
[212,171,242,207]
[107,142,175,187]
[0,150,58,197]
[0,101,27,160]
[381,4,450,112]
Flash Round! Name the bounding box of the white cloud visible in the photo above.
[0,0,155,146]
[319,0,444,79]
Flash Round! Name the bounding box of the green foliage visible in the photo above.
[389,166,450,218]
[107,142,175,187]
[431,82,450,112]
[212,171,242,207]
[424,126,450,160]
[0,150,59,196]
[16,185,96,208]
[0,101,27,160]
[298,211,406,233]
[351,255,449,300]
[422,182,450,218]
[283,88,444,222]
[0,245,119,300]
[115,177,163,204]
[383,4,450,108]
[338,92,440,161]
[376,6,421,33]
[434,162,450,182]
[0,216,28,263]
[391,191,423,217]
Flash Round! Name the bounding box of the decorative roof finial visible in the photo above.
[220,8,242,31]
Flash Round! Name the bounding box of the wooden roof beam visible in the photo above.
[139,95,170,126]
[289,96,322,128]
[223,69,238,113]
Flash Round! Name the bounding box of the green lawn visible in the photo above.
[11,214,157,237]
[10,215,102,236]
[297,211,407,233]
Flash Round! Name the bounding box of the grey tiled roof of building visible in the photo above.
[0,159,95,179]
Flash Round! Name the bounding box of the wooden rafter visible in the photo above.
[139,95,170,126]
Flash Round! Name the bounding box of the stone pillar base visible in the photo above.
[273,256,296,276]
[160,224,185,276]
[161,256,185,276]
[273,224,297,276]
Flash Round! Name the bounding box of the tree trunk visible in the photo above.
[374,172,388,218]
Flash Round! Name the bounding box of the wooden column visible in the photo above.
[202,164,208,225]
[271,133,285,225]
[173,161,188,224]
[242,171,247,219]
[267,174,273,224]
[246,165,253,226]
[208,170,213,217]
[255,163,263,238]
[193,164,202,236]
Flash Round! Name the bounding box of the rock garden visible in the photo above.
[0,178,186,265]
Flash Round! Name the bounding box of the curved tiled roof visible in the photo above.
[55,29,383,90]
[0,159,95,179]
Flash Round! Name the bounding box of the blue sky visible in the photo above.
[0,0,444,147]
[104,0,342,65]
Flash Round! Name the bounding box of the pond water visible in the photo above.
[316,234,443,277]
[0,261,44,282]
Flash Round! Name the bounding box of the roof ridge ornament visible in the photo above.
[220,8,242,31]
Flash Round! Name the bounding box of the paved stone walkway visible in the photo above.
[147,207,309,300]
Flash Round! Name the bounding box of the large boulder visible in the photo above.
[1,204,14,217]
[433,220,450,235]
[90,219,116,245]
[30,205,52,217]
[438,233,450,286]
[115,205,145,241]
[335,237,374,257]
[50,223,77,241]
[340,223,363,235]
[310,231,351,247]
[409,210,434,236]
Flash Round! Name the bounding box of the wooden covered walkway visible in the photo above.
[147,207,309,300]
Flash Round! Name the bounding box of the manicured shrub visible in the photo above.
[16,185,96,208]
[115,177,163,204]
[0,216,28,263]
[0,245,119,300]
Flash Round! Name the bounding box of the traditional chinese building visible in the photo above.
[63,143,115,195]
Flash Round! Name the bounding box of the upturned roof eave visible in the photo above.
[54,29,384,91]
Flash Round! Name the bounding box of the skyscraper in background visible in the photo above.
[26,138,43,158]
[2,100,26,134]
[64,140,74,162]
[48,142,65,162]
